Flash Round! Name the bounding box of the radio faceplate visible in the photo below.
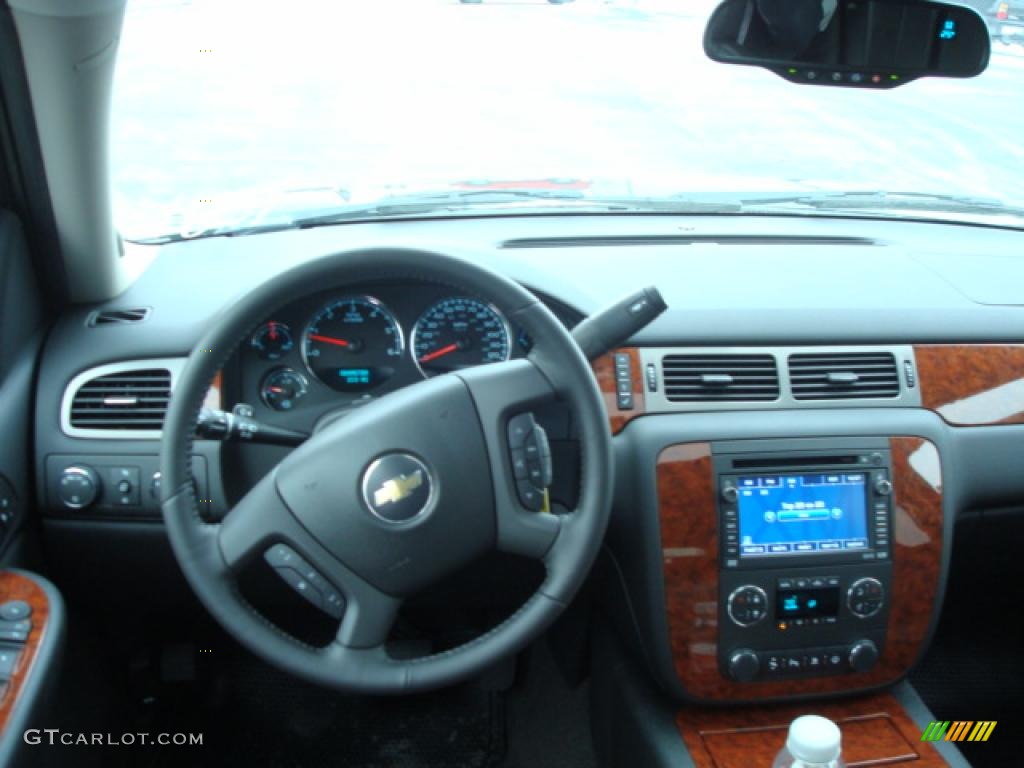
[714,444,894,682]
[716,449,893,570]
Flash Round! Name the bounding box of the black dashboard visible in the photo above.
[28,211,1024,707]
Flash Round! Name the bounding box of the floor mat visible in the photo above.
[142,650,506,768]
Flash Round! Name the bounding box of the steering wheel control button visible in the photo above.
[361,453,435,524]
[614,353,634,410]
[511,450,528,480]
[264,544,346,619]
[0,601,31,622]
[58,465,102,509]
[727,585,768,627]
[847,577,885,618]
[507,412,535,449]
[517,481,545,512]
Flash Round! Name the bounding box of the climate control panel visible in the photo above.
[719,562,891,682]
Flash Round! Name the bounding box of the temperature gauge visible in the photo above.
[251,322,294,360]
[260,368,308,411]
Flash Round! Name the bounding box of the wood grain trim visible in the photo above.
[657,437,943,701]
[0,571,51,736]
[592,347,645,434]
[676,691,951,767]
[915,344,1024,426]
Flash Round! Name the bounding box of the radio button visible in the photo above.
[721,484,739,504]
[777,578,793,590]
[795,578,809,588]
[826,576,840,587]
[727,585,768,627]
[874,477,893,496]
[727,649,760,682]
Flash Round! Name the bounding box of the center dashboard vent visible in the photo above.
[661,354,780,401]
[788,352,900,400]
[68,368,172,431]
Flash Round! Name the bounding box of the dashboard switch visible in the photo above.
[58,465,101,510]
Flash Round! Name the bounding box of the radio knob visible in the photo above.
[848,639,879,673]
[721,483,739,503]
[58,465,101,510]
[728,649,760,682]
[874,477,893,496]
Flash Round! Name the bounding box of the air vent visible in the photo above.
[87,307,151,327]
[69,368,172,430]
[788,352,900,400]
[661,354,780,401]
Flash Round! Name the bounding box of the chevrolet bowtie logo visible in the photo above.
[373,469,424,507]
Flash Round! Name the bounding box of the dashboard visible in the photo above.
[29,211,1024,709]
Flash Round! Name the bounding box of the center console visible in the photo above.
[655,435,944,702]
[715,446,894,683]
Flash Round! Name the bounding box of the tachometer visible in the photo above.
[412,297,511,378]
[302,296,404,392]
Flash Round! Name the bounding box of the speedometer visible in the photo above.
[302,296,404,392]
[412,297,511,378]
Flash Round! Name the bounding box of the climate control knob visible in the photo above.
[727,585,768,627]
[847,577,885,618]
[848,639,879,673]
[728,649,760,682]
[58,465,101,510]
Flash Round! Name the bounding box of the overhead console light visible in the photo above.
[703,0,990,88]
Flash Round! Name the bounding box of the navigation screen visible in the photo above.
[736,473,869,557]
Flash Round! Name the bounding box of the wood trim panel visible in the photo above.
[915,343,1024,426]
[0,571,51,735]
[657,437,943,701]
[592,347,645,434]
[676,691,951,767]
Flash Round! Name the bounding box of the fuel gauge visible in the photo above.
[260,368,308,411]
[251,322,294,360]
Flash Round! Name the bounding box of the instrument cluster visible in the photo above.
[235,282,570,422]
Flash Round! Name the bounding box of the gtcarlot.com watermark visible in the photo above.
[24,730,203,747]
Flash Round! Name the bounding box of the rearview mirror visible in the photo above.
[704,0,990,88]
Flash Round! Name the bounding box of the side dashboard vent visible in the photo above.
[788,352,900,400]
[661,354,780,401]
[87,307,151,327]
[69,368,172,431]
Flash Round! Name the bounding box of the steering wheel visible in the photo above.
[159,248,613,693]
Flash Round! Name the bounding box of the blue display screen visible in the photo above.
[736,473,868,557]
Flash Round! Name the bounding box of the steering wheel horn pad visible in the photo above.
[160,248,613,693]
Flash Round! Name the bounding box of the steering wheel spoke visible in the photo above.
[335,576,403,649]
[217,470,309,573]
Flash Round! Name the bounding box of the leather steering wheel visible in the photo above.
[160,248,613,693]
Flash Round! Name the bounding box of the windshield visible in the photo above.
[111,0,1024,240]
